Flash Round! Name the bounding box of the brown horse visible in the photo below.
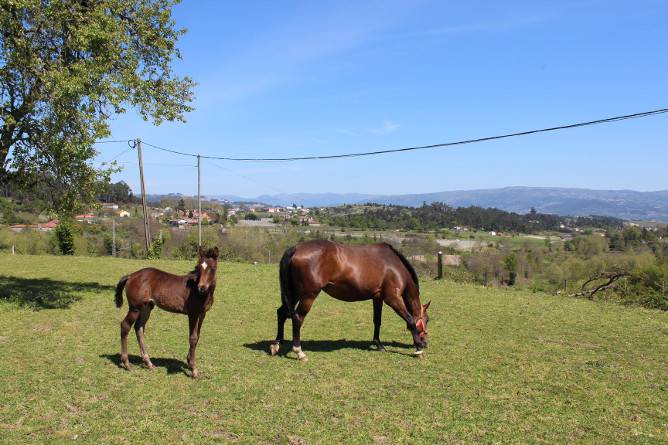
[114,247,219,378]
[271,240,430,361]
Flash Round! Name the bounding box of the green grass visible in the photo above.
[1,254,668,444]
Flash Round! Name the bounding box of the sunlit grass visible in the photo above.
[0,254,667,443]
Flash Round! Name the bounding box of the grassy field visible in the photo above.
[1,254,667,444]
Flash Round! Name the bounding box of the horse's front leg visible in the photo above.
[373,298,385,351]
[383,292,425,354]
[187,312,205,378]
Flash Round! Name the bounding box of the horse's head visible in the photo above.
[196,246,219,294]
[415,301,431,344]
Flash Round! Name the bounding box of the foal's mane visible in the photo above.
[383,243,420,292]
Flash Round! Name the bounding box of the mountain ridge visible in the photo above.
[210,187,668,221]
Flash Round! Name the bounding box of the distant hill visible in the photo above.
[212,187,668,221]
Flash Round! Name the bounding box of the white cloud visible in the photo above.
[373,120,400,134]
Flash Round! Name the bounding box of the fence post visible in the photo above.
[564,279,567,291]
[437,251,443,279]
[12,244,15,255]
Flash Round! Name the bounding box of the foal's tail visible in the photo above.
[279,246,297,318]
[115,275,129,308]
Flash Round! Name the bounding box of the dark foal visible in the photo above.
[114,247,219,378]
[271,240,430,361]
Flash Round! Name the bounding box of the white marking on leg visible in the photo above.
[292,346,307,360]
[414,350,424,355]
[270,342,280,356]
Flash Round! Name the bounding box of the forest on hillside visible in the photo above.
[319,202,625,232]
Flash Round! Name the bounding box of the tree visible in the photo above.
[99,180,134,203]
[504,253,519,285]
[0,0,194,215]
[54,221,75,255]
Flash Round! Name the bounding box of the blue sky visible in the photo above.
[98,0,668,197]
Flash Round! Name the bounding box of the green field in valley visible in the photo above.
[1,254,667,444]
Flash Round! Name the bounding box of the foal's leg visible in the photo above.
[292,295,316,362]
[120,309,140,370]
[373,298,386,351]
[134,305,155,370]
[186,312,205,378]
[270,305,289,356]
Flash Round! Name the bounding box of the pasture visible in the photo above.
[1,254,667,444]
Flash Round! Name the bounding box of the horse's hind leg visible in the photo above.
[135,304,155,370]
[373,298,386,352]
[120,309,140,370]
[291,294,316,362]
[270,305,289,356]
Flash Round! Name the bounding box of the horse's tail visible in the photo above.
[279,246,297,318]
[384,243,420,293]
[115,275,129,308]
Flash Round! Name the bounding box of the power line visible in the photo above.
[94,139,133,144]
[142,141,197,158]
[138,108,668,162]
[102,146,135,164]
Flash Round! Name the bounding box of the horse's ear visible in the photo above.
[212,246,219,259]
[197,246,204,259]
[423,301,431,311]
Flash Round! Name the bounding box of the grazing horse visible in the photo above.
[271,240,430,361]
[114,247,219,378]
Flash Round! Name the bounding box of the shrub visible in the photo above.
[54,222,75,255]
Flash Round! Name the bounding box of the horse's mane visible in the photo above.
[383,243,419,292]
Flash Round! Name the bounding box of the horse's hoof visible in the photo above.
[298,354,308,362]
[122,363,132,371]
[191,369,199,379]
[269,342,280,356]
[146,363,156,370]
[414,350,425,359]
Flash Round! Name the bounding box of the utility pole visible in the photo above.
[112,217,116,257]
[197,154,202,247]
[136,138,151,252]
[437,251,443,279]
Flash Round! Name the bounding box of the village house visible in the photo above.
[75,213,96,223]
[9,219,59,232]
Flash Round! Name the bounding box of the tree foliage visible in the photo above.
[321,203,624,233]
[54,220,74,254]
[0,0,194,215]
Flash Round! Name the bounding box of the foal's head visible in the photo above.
[195,246,219,294]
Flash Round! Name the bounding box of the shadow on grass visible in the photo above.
[99,354,189,375]
[244,339,416,357]
[0,275,113,310]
